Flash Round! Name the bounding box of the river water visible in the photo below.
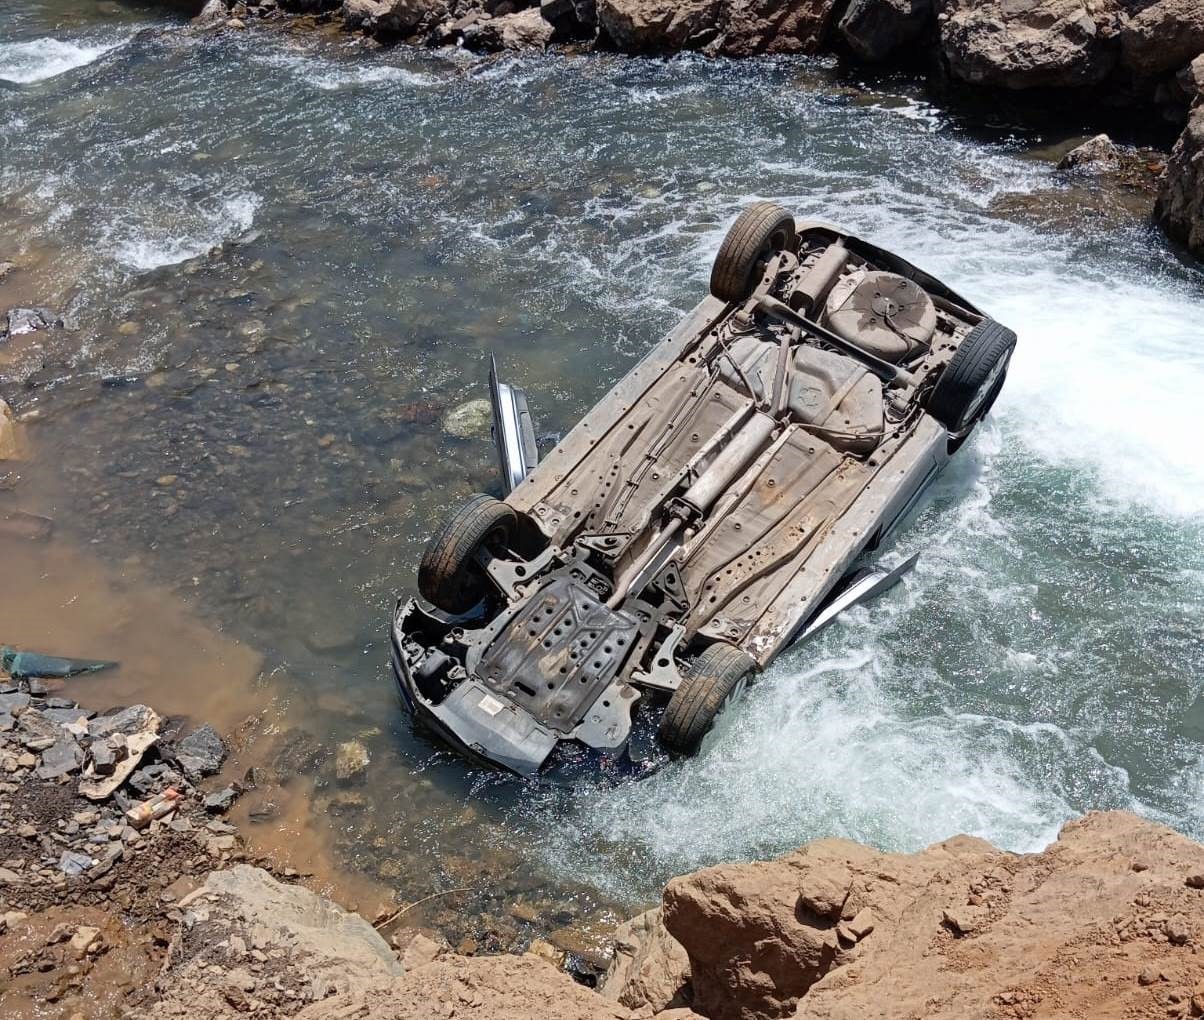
[3,0,1204,948]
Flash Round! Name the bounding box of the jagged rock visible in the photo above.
[57,850,95,877]
[193,0,230,26]
[174,723,226,779]
[16,710,61,752]
[599,907,691,1012]
[37,736,82,780]
[596,0,721,53]
[717,0,841,56]
[204,785,239,812]
[938,0,1117,90]
[466,7,555,49]
[1120,0,1204,77]
[541,0,595,39]
[1177,53,1204,100]
[342,0,448,34]
[1057,132,1120,169]
[837,0,932,62]
[2,306,60,341]
[80,706,160,800]
[1155,105,1204,256]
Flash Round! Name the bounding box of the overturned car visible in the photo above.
[392,203,1016,774]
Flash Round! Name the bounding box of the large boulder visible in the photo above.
[466,6,555,49]
[716,0,841,56]
[1155,105,1204,256]
[663,812,1204,1020]
[596,0,722,52]
[598,907,691,1013]
[837,0,933,62]
[938,0,1118,89]
[342,0,448,34]
[1120,0,1204,77]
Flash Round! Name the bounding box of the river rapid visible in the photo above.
[3,0,1204,947]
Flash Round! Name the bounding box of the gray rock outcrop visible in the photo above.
[938,0,1118,90]
[1156,105,1204,256]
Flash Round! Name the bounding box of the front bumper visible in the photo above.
[391,599,559,775]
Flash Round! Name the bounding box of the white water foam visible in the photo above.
[108,193,261,272]
[249,49,436,91]
[0,36,126,85]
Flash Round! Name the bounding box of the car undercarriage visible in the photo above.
[391,203,1017,775]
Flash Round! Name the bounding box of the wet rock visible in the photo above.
[0,261,15,282]
[1119,0,1204,77]
[0,398,27,461]
[599,907,691,1013]
[466,7,555,50]
[596,0,721,53]
[173,723,226,780]
[335,739,370,782]
[1155,106,1204,256]
[717,0,841,56]
[193,0,230,27]
[938,0,1117,90]
[837,0,932,62]
[271,727,328,780]
[441,397,493,438]
[203,785,239,812]
[1057,132,1120,170]
[2,306,61,342]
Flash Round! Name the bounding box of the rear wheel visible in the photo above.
[418,494,516,614]
[658,642,755,756]
[926,319,1017,436]
[710,202,799,303]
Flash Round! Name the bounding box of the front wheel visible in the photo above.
[709,202,799,303]
[926,319,1017,436]
[417,494,516,614]
[657,642,755,756]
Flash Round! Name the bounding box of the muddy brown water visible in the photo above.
[3,0,1204,959]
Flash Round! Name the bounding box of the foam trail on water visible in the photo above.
[0,36,127,84]
[108,193,261,272]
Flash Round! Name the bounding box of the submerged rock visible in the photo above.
[335,738,370,781]
[441,398,493,439]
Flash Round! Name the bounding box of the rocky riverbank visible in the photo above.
[8,683,1204,1020]
[172,0,1204,260]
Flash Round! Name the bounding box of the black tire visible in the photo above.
[658,642,755,756]
[926,319,1017,435]
[710,202,799,303]
[418,494,517,614]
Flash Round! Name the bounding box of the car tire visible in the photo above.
[926,319,1017,436]
[658,641,756,756]
[710,202,799,303]
[418,494,517,614]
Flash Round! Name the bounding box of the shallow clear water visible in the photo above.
[3,0,1203,932]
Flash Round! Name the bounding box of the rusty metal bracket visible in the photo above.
[629,624,688,694]
[479,544,562,602]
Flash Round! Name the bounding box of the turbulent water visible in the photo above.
[3,1,1204,924]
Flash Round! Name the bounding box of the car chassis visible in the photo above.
[391,205,1016,775]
